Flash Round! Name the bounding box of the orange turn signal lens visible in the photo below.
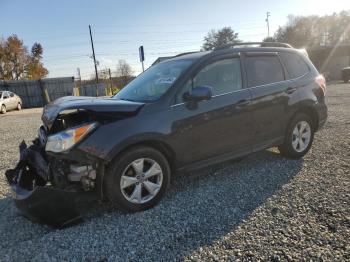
[74,123,96,142]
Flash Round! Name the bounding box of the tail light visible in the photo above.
[315,75,326,96]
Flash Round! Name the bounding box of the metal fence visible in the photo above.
[78,83,108,97]
[0,77,75,108]
[0,77,112,109]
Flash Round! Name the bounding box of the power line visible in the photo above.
[42,31,267,62]
[21,22,266,40]
[94,19,263,28]
[45,50,198,64]
[42,30,266,51]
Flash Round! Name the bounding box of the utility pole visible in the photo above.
[139,46,145,72]
[108,68,112,95]
[323,30,329,46]
[76,68,82,95]
[266,12,271,38]
[89,25,99,85]
[77,67,81,83]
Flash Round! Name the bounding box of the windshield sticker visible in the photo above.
[156,77,177,85]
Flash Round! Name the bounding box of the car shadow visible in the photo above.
[0,148,303,260]
[153,148,303,260]
[86,147,303,260]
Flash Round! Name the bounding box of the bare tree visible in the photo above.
[272,11,350,48]
[116,59,133,77]
[116,59,133,88]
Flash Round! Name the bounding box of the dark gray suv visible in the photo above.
[6,42,327,227]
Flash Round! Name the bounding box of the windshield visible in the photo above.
[114,59,194,102]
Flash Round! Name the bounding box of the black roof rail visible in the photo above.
[214,42,293,51]
[172,51,198,58]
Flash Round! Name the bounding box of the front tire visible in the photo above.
[104,146,171,212]
[278,113,315,159]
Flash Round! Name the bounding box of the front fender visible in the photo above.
[78,112,173,162]
[106,133,174,162]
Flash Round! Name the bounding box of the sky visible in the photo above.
[0,0,349,79]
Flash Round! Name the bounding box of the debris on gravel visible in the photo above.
[0,84,349,261]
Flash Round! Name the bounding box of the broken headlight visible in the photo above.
[45,122,97,153]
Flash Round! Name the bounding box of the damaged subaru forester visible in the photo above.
[5,43,327,227]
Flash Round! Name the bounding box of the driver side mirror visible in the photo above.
[183,86,212,103]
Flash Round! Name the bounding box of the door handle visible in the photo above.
[285,87,297,94]
[236,99,250,108]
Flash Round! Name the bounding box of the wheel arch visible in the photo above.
[107,139,177,171]
[289,104,319,131]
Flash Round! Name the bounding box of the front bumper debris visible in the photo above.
[5,141,84,228]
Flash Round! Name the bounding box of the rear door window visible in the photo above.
[246,55,284,87]
[279,52,310,79]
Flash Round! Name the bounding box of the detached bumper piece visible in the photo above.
[5,141,83,228]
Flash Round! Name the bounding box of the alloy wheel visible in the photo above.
[292,120,311,152]
[120,158,163,204]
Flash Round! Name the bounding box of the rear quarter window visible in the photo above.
[246,56,284,87]
[279,52,310,79]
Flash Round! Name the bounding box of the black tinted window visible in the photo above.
[194,58,242,96]
[177,58,242,103]
[246,56,284,87]
[279,52,310,79]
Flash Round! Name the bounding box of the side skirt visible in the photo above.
[176,148,251,173]
[176,136,284,173]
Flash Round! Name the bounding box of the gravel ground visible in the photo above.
[0,83,349,261]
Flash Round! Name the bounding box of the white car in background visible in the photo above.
[0,91,22,114]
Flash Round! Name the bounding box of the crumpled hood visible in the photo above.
[42,96,145,129]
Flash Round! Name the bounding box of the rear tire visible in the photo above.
[104,146,171,212]
[1,105,6,114]
[278,113,315,159]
